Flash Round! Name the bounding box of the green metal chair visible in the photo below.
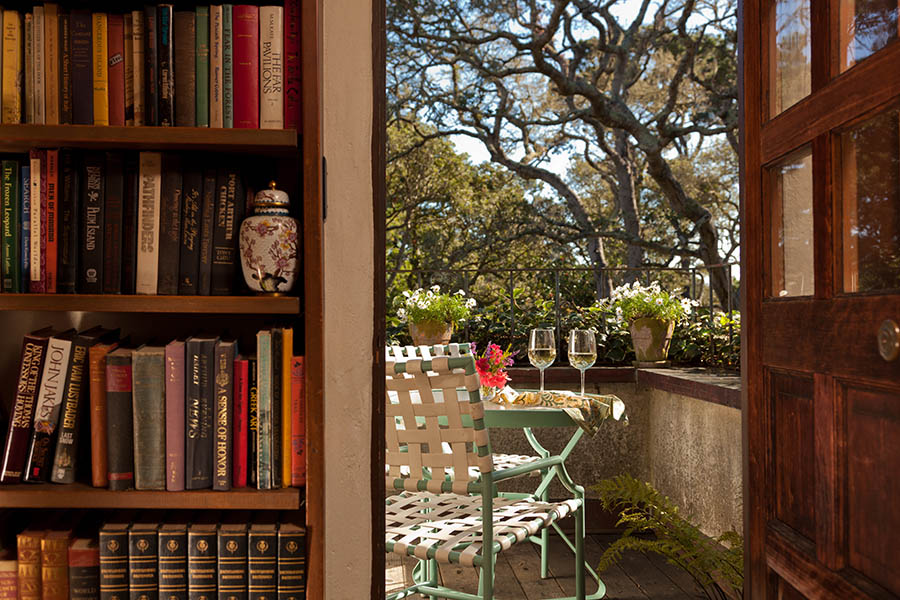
[385,353,598,600]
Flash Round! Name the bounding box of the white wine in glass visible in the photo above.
[568,329,596,396]
[528,328,556,392]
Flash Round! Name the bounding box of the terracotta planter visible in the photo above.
[629,317,675,364]
[409,321,453,346]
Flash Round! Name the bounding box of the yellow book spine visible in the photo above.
[281,327,292,487]
[91,13,108,126]
[2,10,22,124]
[43,3,59,124]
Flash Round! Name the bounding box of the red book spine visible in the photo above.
[232,6,259,129]
[28,151,47,294]
[290,356,305,486]
[45,151,58,293]
[165,341,185,491]
[283,0,300,130]
[0,559,15,600]
[107,15,125,126]
[233,358,249,488]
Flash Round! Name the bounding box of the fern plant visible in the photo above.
[592,474,743,600]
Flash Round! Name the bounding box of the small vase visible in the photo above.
[409,320,453,346]
[629,318,675,366]
[239,181,299,294]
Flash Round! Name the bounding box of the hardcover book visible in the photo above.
[34,7,45,124]
[247,357,258,488]
[91,12,109,126]
[60,12,73,124]
[89,341,119,487]
[213,339,236,491]
[67,539,99,600]
[281,328,292,487]
[79,152,104,293]
[28,150,44,293]
[121,156,139,295]
[255,330,272,490]
[57,151,78,294]
[197,168,216,295]
[158,522,187,600]
[222,5,233,128]
[232,6,258,129]
[270,328,282,489]
[276,523,306,600]
[136,152,162,295]
[70,10,92,124]
[1,160,20,292]
[98,521,129,600]
[233,357,249,488]
[178,168,202,294]
[210,168,243,295]
[290,356,305,487]
[195,6,210,128]
[105,347,134,491]
[132,345,166,490]
[40,530,71,600]
[157,5,174,127]
[259,6,283,129]
[131,10,145,126]
[143,6,158,126]
[107,14,125,126]
[21,164,30,291]
[165,340,185,491]
[157,154,182,295]
[123,13,134,126]
[247,519,276,600]
[174,12,197,127]
[17,531,44,600]
[44,4,61,125]
[283,0,300,130]
[102,152,124,294]
[44,150,59,293]
[187,522,217,600]
[127,522,159,600]
[216,521,247,600]
[209,5,223,128]
[0,327,54,484]
[2,11,23,124]
[0,552,16,600]
[25,13,34,124]
[186,334,218,490]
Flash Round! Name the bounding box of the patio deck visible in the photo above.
[386,533,707,599]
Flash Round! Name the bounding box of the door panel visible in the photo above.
[771,0,812,117]
[768,149,816,297]
[838,0,900,72]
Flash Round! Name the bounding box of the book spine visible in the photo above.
[89,343,117,487]
[280,328,292,487]
[247,357,258,488]
[34,7,45,124]
[0,335,49,484]
[70,10,92,124]
[40,535,69,600]
[98,529,127,600]
[107,14,124,126]
[57,151,78,293]
[60,12,72,124]
[197,168,216,295]
[123,14,133,126]
[157,5,174,127]
[102,153,123,293]
[259,7,283,130]
[128,530,158,600]
[270,329,282,489]
[38,153,48,291]
[195,7,209,128]
[45,149,58,293]
[187,530,216,600]
[185,339,214,489]
[222,6,233,128]
[210,6,223,128]
[283,0,300,130]
[158,529,187,600]
[0,561,16,600]
[256,331,272,489]
[232,6,258,128]
[174,11,196,127]
[233,358,248,488]
[131,11,144,126]
[28,151,42,293]
[132,348,166,490]
[121,156,139,295]
[20,164,30,290]
[68,545,99,600]
[91,13,108,126]
[136,152,161,295]
[2,11,22,124]
[44,4,60,125]
[25,13,33,124]
[216,526,247,600]
[1,160,20,292]
[105,351,134,491]
[178,168,202,294]
[80,152,104,293]
[290,356,305,486]
[247,528,276,600]
[210,169,241,295]
[213,341,234,491]
[17,532,43,600]
[276,526,305,600]
[50,336,90,484]
[157,154,182,295]
[143,6,157,126]
[165,341,185,491]
[23,335,73,483]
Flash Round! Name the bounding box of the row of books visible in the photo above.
[0,512,306,600]
[0,3,300,129]
[0,149,253,295]
[0,326,305,490]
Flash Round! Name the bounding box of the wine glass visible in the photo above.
[568,329,596,396]
[528,328,556,392]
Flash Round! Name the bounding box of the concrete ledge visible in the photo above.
[636,368,741,409]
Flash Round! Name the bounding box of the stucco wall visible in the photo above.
[322,0,374,596]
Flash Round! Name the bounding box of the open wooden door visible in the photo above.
[742,1,900,598]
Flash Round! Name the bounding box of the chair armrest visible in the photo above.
[491,455,564,482]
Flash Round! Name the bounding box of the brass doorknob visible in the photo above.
[878,320,900,362]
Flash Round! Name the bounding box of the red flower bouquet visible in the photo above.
[473,343,517,398]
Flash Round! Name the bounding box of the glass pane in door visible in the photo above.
[769,148,814,297]
[772,0,811,116]
[839,106,900,293]
[839,0,899,72]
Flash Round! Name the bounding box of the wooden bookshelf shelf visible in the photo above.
[0,294,300,314]
[0,483,302,510]
[0,124,298,153]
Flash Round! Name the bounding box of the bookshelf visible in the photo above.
[0,294,301,314]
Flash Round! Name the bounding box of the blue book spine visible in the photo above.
[20,165,30,292]
[256,330,272,490]
[222,5,233,128]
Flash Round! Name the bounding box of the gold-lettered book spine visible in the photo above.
[17,531,44,600]
[1,10,23,124]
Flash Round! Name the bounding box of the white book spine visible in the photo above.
[136,152,162,295]
[210,5,223,128]
[124,13,134,126]
[24,14,32,124]
[259,6,282,129]
[131,10,145,126]
[29,156,40,282]
[33,6,43,124]
[32,336,73,432]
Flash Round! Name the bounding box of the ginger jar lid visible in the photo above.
[254,181,290,209]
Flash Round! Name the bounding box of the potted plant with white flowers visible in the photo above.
[599,281,697,366]
[393,285,477,346]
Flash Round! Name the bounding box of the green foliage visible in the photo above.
[593,475,743,600]
[391,285,475,326]
[599,281,696,324]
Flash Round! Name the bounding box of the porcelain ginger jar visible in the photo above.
[239,181,299,293]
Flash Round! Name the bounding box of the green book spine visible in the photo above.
[256,330,272,490]
[195,6,210,128]
[222,5,233,128]
[1,160,20,292]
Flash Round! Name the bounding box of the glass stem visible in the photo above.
[580,369,585,396]
[540,368,545,392]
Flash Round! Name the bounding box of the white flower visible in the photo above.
[431,284,441,293]
[402,290,411,298]
[456,289,466,296]
[655,298,663,305]
[417,301,428,309]
[396,308,407,322]
[466,298,477,308]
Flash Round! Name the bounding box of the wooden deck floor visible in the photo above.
[386,534,707,599]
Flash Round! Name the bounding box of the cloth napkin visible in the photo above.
[491,387,627,436]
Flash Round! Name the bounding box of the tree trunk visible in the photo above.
[588,236,613,300]
[613,131,643,285]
